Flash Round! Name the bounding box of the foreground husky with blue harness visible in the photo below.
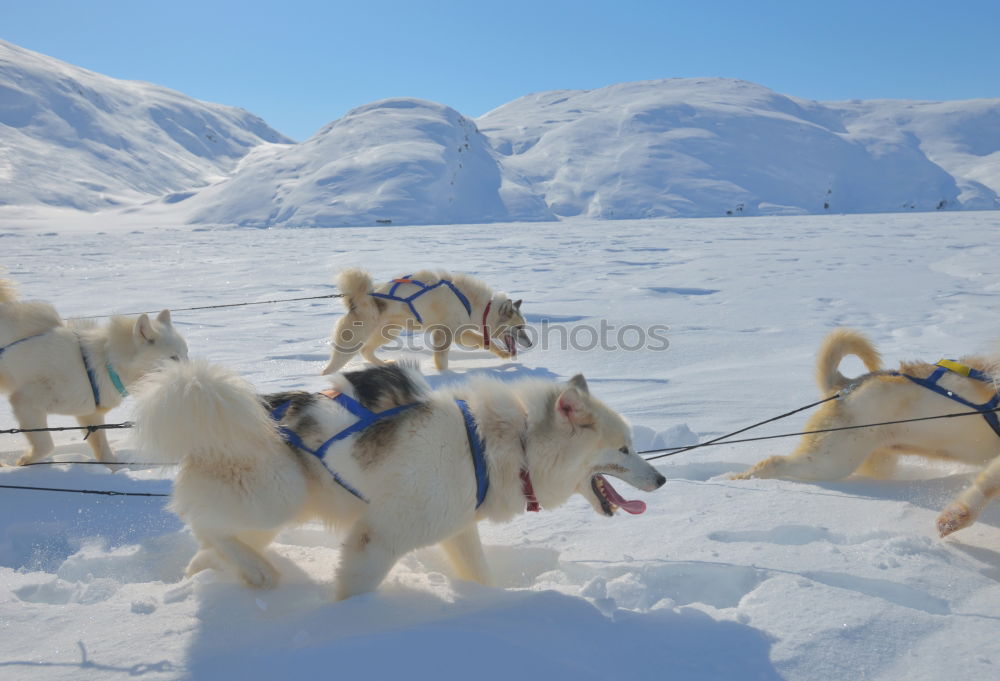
[133,360,665,599]
[734,328,1000,537]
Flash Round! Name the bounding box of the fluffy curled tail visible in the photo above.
[337,268,378,322]
[131,358,282,466]
[0,278,18,304]
[815,328,882,394]
[322,268,381,375]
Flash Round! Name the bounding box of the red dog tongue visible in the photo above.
[505,333,517,358]
[599,475,646,514]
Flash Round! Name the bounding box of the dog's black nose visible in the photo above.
[655,474,667,488]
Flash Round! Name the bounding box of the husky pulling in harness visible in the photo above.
[734,328,1000,537]
[133,360,664,598]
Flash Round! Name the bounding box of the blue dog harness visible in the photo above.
[890,359,1000,437]
[77,335,128,409]
[1,331,126,409]
[271,392,490,508]
[369,275,472,323]
[0,331,50,357]
[270,390,415,502]
[456,399,490,509]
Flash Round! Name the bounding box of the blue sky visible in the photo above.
[4,0,998,141]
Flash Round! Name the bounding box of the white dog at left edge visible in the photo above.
[0,277,189,466]
[132,360,666,600]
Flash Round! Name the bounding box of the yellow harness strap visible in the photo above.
[936,359,972,377]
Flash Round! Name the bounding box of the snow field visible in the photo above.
[2,211,1000,680]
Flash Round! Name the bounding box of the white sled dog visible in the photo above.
[133,360,665,599]
[733,328,1000,537]
[0,278,188,465]
[321,268,532,374]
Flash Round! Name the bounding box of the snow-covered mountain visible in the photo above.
[2,40,998,225]
[0,40,291,211]
[826,97,1000,210]
[478,79,999,218]
[187,99,553,227]
[181,80,1000,226]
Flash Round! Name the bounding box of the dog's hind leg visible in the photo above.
[358,324,399,367]
[732,429,879,481]
[855,448,899,479]
[187,529,280,578]
[186,531,277,578]
[186,547,222,577]
[76,413,116,466]
[323,313,377,375]
[431,327,453,371]
[334,520,409,600]
[239,529,280,549]
[361,326,400,366]
[198,530,280,589]
[10,388,55,466]
[440,524,492,586]
[938,454,1000,537]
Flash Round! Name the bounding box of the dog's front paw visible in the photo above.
[491,346,514,360]
[15,454,34,466]
[240,562,279,590]
[937,503,973,537]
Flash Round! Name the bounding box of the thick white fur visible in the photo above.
[0,278,19,305]
[733,328,1000,537]
[0,279,188,465]
[132,361,665,598]
[322,268,528,373]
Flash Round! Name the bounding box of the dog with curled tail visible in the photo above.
[323,268,532,373]
[733,328,1000,538]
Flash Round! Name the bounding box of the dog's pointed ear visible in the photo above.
[133,314,157,343]
[513,299,522,310]
[556,384,594,426]
[156,309,172,325]
[568,373,589,395]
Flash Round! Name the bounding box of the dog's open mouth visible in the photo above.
[500,327,532,357]
[502,331,517,358]
[592,474,647,516]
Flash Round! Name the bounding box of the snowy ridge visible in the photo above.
[0,39,291,211]
[2,40,999,226]
[183,79,1000,226]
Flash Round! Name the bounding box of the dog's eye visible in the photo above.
[619,446,629,455]
[170,355,180,362]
